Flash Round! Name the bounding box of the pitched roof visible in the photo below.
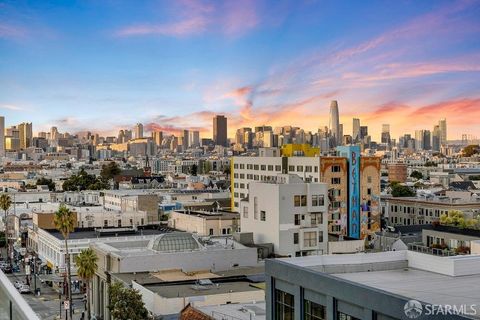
[179,303,214,320]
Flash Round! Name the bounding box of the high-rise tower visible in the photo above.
[0,117,4,156]
[134,123,144,139]
[438,118,447,146]
[329,100,340,147]
[213,115,228,146]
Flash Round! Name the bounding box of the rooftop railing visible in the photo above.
[0,269,41,320]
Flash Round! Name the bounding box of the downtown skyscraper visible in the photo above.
[213,115,228,147]
[329,100,340,147]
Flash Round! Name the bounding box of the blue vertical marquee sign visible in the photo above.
[337,145,361,239]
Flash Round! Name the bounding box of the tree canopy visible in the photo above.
[462,145,480,157]
[100,162,121,181]
[391,184,416,197]
[62,168,110,191]
[410,171,423,180]
[36,177,56,191]
[109,282,150,320]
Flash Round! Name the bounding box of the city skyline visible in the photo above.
[1,0,480,139]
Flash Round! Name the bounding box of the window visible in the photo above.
[275,290,294,320]
[337,312,360,320]
[367,176,372,183]
[209,228,214,235]
[288,165,295,172]
[275,165,282,171]
[304,231,317,247]
[261,165,266,170]
[314,166,318,172]
[294,214,300,225]
[297,165,303,172]
[331,177,341,184]
[304,300,326,320]
[318,231,324,243]
[129,219,133,225]
[268,165,274,171]
[331,165,341,172]
[239,164,245,169]
[311,213,323,225]
[331,201,341,209]
[260,210,266,221]
[294,195,301,207]
[104,220,108,227]
[305,166,312,172]
[117,219,122,227]
[367,188,372,195]
[254,165,259,170]
[311,195,325,206]
[301,195,307,206]
[243,206,248,218]
[293,233,299,244]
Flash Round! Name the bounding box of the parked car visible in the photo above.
[14,280,23,289]
[1,265,12,274]
[11,265,20,273]
[18,284,31,294]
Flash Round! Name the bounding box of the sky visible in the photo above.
[1,0,480,141]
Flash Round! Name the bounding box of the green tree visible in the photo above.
[63,169,109,191]
[0,194,12,264]
[53,204,75,319]
[462,144,480,157]
[203,161,212,174]
[410,171,423,180]
[108,282,150,320]
[391,184,416,197]
[100,162,121,181]
[189,164,198,176]
[76,248,98,320]
[36,177,56,191]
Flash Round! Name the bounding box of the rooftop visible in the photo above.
[173,210,239,220]
[277,250,480,318]
[46,226,173,240]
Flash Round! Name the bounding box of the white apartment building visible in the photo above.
[240,174,328,257]
[232,156,323,210]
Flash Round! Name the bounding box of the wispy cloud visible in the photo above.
[115,0,260,38]
[0,23,27,39]
[0,104,23,111]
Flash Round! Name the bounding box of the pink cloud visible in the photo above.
[221,0,259,36]
[116,16,209,37]
[115,0,261,38]
[0,23,27,39]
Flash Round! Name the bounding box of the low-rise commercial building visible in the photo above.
[170,210,239,236]
[91,232,260,319]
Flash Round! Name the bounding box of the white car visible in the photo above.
[18,284,31,294]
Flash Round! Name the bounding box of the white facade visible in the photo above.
[240,174,328,257]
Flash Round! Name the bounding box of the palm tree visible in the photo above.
[53,204,75,319]
[0,194,12,264]
[76,248,98,320]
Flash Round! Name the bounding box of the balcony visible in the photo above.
[408,243,456,257]
[0,270,40,320]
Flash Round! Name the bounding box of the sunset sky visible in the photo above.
[1,0,479,141]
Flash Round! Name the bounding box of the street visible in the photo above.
[6,272,86,320]
[2,248,85,320]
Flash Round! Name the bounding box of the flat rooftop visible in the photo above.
[334,268,480,317]
[278,251,480,318]
[146,280,262,298]
[173,210,239,220]
[198,302,266,320]
[46,226,173,240]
